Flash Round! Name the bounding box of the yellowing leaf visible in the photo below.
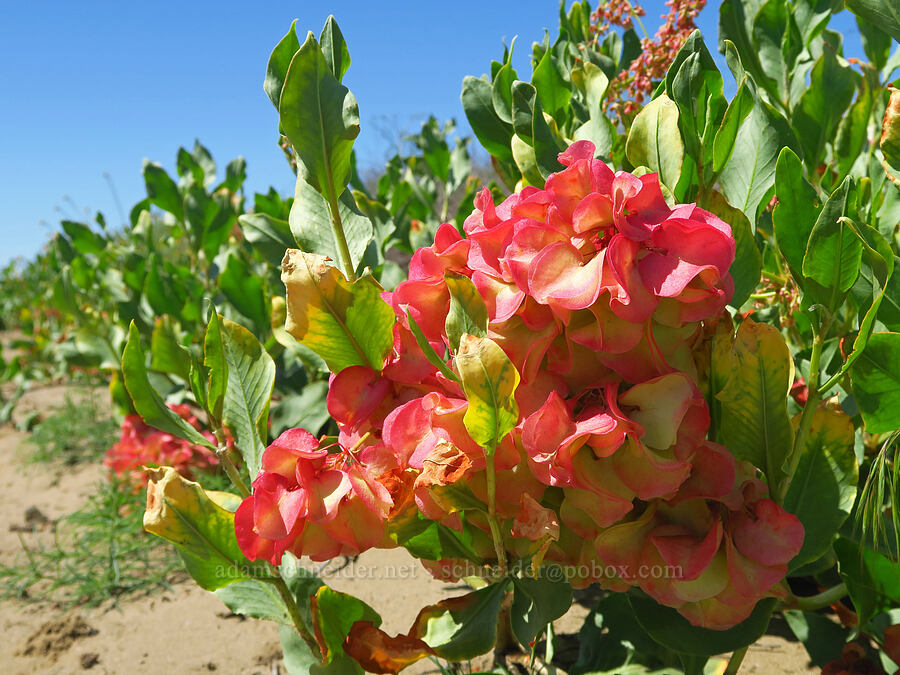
[455,334,520,451]
[445,275,488,353]
[282,249,395,373]
[882,86,900,175]
[716,319,794,488]
[143,467,269,590]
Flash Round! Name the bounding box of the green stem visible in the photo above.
[724,646,748,675]
[269,571,320,654]
[779,324,827,502]
[216,447,251,498]
[790,582,848,612]
[213,428,251,498]
[484,446,508,577]
[314,147,357,283]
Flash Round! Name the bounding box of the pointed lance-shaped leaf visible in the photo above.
[265,20,301,110]
[121,322,215,449]
[220,317,275,479]
[279,32,360,196]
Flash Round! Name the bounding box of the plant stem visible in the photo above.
[484,446,508,577]
[778,324,827,502]
[214,427,251,498]
[724,646,748,675]
[217,447,251,498]
[316,148,357,283]
[790,582,848,612]
[269,572,320,654]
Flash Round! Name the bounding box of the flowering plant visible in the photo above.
[105,403,220,486]
[127,2,900,674]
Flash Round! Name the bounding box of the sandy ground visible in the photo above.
[0,382,817,674]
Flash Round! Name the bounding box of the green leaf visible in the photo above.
[445,275,488,354]
[220,317,276,479]
[282,250,395,373]
[569,593,666,674]
[844,0,900,43]
[666,31,727,172]
[802,178,862,308]
[265,21,301,109]
[856,15,893,71]
[752,0,789,99]
[716,318,794,488]
[60,220,105,256]
[319,16,350,82]
[783,610,851,667]
[121,323,214,449]
[718,0,779,102]
[280,32,360,195]
[835,536,900,628]
[784,406,858,570]
[270,382,331,437]
[220,157,246,193]
[461,75,514,161]
[143,161,184,220]
[289,178,373,275]
[150,316,190,380]
[773,147,821,279]
[191,140,217,187]
[144,253,186,318]
[705,191,761,308]
[239,212,294,266]
[826,219,894,388]
[218,252,268,332]
[834,80,873,180]
[717,75,799,222]
[793,45,859,165]
[280,625,321,675]
[625,94,683,192]
[492,58,518,125]
[388,510,481,563]
[572,63,615,157]
[510,576,572,647]
[216,554,323,626]
[143,466,269,590]
[411,582,509,661]
[532,49,571,119]
[511,80,564,181]
[456,334,520,451]
[204,310,227,424]
[629,593,777,656]
[713,79,754,174]
[313,587,381,663]
[849,332,900,434]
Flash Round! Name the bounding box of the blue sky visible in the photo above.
[0,1,861,266]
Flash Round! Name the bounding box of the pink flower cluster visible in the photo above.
[236,140,802,629]
[105,404,219,486]
[590,0,646,33]
[591,0,707,116]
